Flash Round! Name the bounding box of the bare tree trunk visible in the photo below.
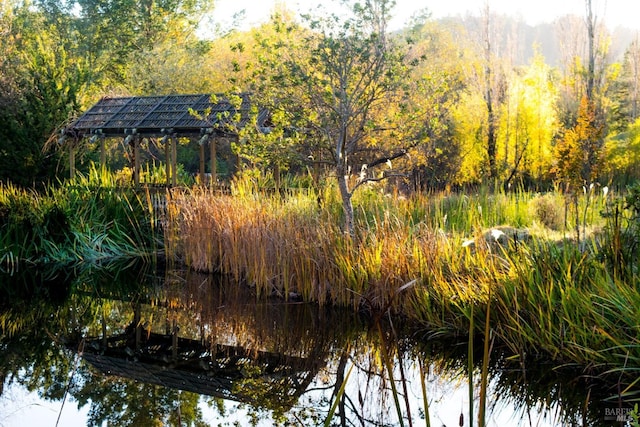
[336,123,355,236]
[585,0,596,100]
[483,2,497,181]
[337,170,355,237]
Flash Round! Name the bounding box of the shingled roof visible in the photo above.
[64,93,268,138]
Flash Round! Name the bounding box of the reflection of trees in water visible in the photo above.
[1,264,636,426]
[73,376,203,427]
[69,268,368,425]
[406,335,630,427]
[0,267,76,403]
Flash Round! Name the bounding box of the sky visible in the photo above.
[209,0,639,33]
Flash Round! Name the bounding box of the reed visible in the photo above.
[164,180,640,387]
[418,358,431,427]
[0,166,159,267]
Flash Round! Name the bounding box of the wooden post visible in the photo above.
[133,136,140,186]
[235,136,242,174]
[172,319,178,360]
[134,302,141,351]
[100,136,106,170]
[69,141,75,179]
[199,139,205,186]
[164,136,171,187]
[101,314,107,350]
[172,136,178,187]
[210,138,217,189]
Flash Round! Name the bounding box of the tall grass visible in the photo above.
[0,165,159,268]
[165,178,640,388]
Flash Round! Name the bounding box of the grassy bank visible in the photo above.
[166,176,640,388]
[3,167,639,390]
[0,167,159,269]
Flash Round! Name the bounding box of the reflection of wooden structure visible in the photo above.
[61,94,269,186]
[75,299,325,409]
[80,331,321,407]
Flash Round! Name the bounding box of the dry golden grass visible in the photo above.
[166,188,436,308]
[163,185,640,382]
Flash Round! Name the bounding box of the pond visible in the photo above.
[0,263,635,426]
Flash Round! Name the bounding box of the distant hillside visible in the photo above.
[435,14,639,67]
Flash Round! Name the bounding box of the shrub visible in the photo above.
[529,193,563,230]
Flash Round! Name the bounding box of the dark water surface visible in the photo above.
[0,263,634,426]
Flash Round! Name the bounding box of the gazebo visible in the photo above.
[79,332,323,408]
[70,294,327,410]
[61,93,269,186]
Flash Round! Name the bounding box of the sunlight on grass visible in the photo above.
[164,180,640,390]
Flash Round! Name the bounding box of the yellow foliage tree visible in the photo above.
[553,95,604,239]
[497,52,558,185]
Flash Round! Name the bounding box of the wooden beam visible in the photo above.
[69,141,75,179]
[210,138,217,189]
[199,140,205,187]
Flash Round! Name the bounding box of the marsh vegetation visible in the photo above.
[161,171,640,396]
[1,265,636,426]
[3,0,640,423]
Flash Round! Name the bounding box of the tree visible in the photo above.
[482,2,499,181]
[250,0,421,236]
[607,36,640,134]
[625,37,640,122]
[498,51,558,186]
[454,5,510,185]
[68,0,213,87]
[400,19,467,191]
[552,95,603,239]
[551,0,609,237]
[0,3,87,186]
[554,1,610,125]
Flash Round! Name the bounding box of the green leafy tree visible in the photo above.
[0,4,87,186]
[607,37,640,136]
[68,0,213,87]
[249,0,421,236]
[602,117,640,184]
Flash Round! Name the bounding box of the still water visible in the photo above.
[0,263,633,426]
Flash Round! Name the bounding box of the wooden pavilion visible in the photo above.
[61,93,269,186]
[70,298,326,409]
[79,331,323,408]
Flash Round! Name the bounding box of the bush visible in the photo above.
[529,193,563,230]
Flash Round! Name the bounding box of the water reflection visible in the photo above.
[0,264,636,426]
[72,269,340,419]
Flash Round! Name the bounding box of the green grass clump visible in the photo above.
[0,165,159,268]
